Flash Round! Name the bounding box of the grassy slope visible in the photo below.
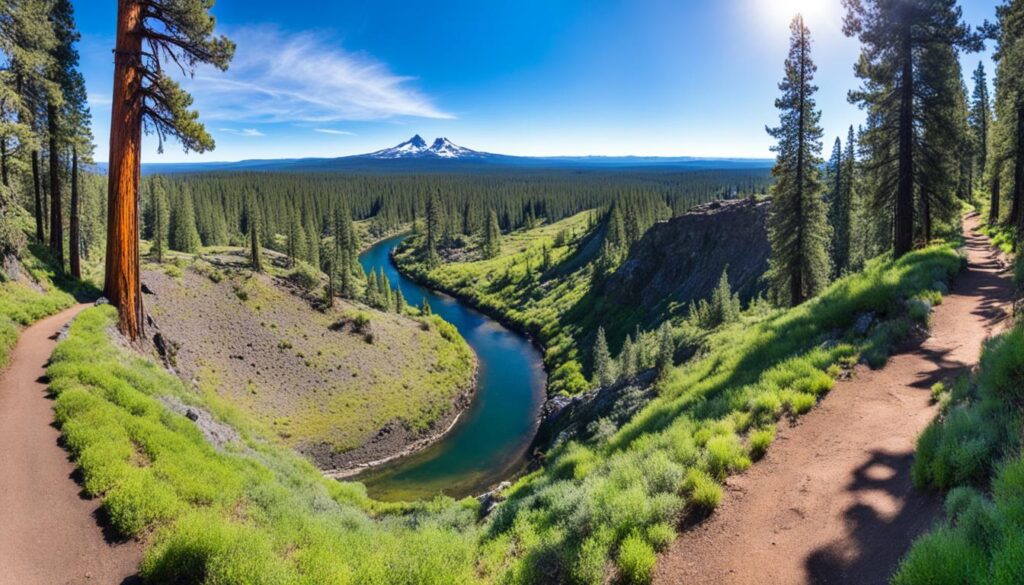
[891,324,1024,585]
[50,305,484,584]
[143,254,474,461]
[473,245,962,584]
[395,212,599,395]
[50,222,964,584]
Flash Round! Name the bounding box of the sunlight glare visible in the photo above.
[758,0,835,27]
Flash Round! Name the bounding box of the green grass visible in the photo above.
[50,305,486,584]
[0,242,94,368]
[893,324,1024,585]
[475,242,963,584]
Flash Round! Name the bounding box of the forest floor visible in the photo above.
[0,305,142,585]
[654,214,1013,585]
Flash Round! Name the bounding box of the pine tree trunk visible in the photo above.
[990,170,1000,227]
[48,104,63,271]
[32,151,43,242]
[70,147,81,279]
[0,139,8,187]
[894,26,915,258]
[1014,106,1024,244]
[104,0,145,340]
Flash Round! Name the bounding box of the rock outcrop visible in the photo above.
[604,198,770,325]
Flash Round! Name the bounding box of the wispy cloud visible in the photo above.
[314,128,356,136]
[87,92,112,107]
[220,128,266,137]
[189,27,452,124]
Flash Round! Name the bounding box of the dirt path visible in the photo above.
[655,215,1013,585]
[0,305,142,585]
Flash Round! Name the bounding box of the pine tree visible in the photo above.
[619,334,637,380]
[991,0,1024,239]
[287,208,305,267]
[1,0,57,244]
[766,15,831,307]
[591,326,615,387]
[970,62,992,194]
[826,136,851,274]
[171,189,200,253]
[425,189,442,266]
[394,288,406,314]
[421,297,432,316]
[45,0,86,271]
[482,208,501,259]
[248,193,262,272]
[305,217,320,269]
[844,0,980,257]
[151,178,168,263]
[104,0,234,339]
[655,323,675,381]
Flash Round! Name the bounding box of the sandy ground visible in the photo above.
[655,215,1013,585]
[0,305,142,585]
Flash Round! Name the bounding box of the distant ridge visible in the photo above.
[90,135,775,175]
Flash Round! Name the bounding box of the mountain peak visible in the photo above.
[364,136,492,160]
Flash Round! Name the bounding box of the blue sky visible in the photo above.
[75,0,1000,163]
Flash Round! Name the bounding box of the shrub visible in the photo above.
[890,528,989,585]
[288,261,321,291]
[684,469,722,512]
[705,434,751,480]
[748,426,776,460]
[617,533,656,585]
[978,327,1024,406]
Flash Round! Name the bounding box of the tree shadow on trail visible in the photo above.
[804,449,941,585]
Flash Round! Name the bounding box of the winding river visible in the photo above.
[354,235,547,501]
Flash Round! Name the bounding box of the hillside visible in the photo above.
[141,251,475,472]
[604,198,770,326]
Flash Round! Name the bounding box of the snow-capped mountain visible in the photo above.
[363,135,494,160]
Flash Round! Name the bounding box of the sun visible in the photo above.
[759,0,834,26]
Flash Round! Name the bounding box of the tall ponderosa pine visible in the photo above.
[843,0,979,257]
[104,0,234,339]
[766,15,831,307]
[991,0,1024,239]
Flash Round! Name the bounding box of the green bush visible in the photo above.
[748,426,776,460]
[616,533,656,585]
[891,528,989,585]
[897,325,1024,584]
[684,469,722,512]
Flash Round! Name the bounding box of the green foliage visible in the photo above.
[897,323,1024,584]
[49,306,484,584]
[617,532,656,585]
[766,16,832,307]
[687,269,742,329]
[0,245,79,367]
[287,261,320,291]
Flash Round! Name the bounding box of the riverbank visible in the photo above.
[352,235,546,501]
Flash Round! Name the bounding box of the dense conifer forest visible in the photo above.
[1,1,1024,585]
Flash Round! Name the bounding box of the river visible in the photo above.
[353,235,547,501]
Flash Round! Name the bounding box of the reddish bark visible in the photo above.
[103,0,144,340]
[70,147,80,279]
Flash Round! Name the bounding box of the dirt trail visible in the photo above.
[655,215,1013,585]
[0,305,142,585]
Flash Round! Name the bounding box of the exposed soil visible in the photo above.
[0,305,142,585]
[654,215,1013,585]
[140,253,476,472]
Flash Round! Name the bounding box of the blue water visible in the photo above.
[354,236,546,501]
